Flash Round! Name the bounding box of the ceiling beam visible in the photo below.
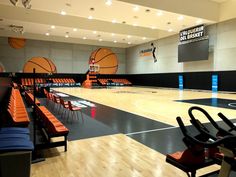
[0,30,132,48]
[117,0,219,22]
[0,4,170,39]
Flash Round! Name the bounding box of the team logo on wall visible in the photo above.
[23,57,57,73]
[139,43,157,63]
[179,24,205,43]
[89,48,118,74]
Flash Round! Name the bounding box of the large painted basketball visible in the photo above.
[8,37,26,49]
[0,63,5,72]
[23,57,57,73]
[89,48,118,74]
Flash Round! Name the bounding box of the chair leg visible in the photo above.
[80,110,84,123]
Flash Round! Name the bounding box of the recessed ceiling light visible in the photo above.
[51,25,55,29]
[60,10,67,15]
[83,37,87,40]
[133,23,138,27]
[65,35,69,38]
[93,31,97,34]
[90,7,95,11]
[196,19,203,24]
[111,33,115,36]
[178,16,184,21]
[114,40,117,43]
[145,9,151,13]
[151,26,156,29]
[45,32,50,36]
[122,21,126,24]
[133,5,139,11]
[99,39,103,41]
[105,0,112,6]
[142,37,146,40]
[127,35,131,38]
[88,15,93,20]
[73,28,77,32]
[65,3,71,7]
[112,19,117,23]
[168,29,173,32]
[156,11,163,16]
[128,42,132,45]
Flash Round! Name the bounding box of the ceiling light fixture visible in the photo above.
[127,35,131,38]
[83,37,87,40]
[88,15,93,20]
[73,28,77,32]
[22,0,31,9]
[111,33,115,36]
[99,39,103,41]
[10,0,31,9]
[45,32,50,36]
[112,19,117,24]
[105,0,112,6]
[133,5,139,11]
[114,40,117,43]
[142,37,146,40]
[65,35,69,38]
[168,28,173,32]
[196,19,203,24]
[157,11,163,16]
[178,16,184,21]
[60,10,67,15]
[133,23,138,27]
[51,25,55,29]
[128,42,132,45]
[93,31,97,34]
[9,24,24,34]
[10,0,18,6]
[151,26,156,29]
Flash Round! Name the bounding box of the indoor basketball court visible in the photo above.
[1,1,236,177]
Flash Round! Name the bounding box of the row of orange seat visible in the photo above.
[21,78,76,86]
[35,105,69,151]
[21,78,44,86]
[7,88,30,126]
[52,78,75,83]
[98,78,132,85]
[25,91,40,106]
[44,89,84,122]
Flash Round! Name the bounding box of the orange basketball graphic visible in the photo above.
[23,57,57,73]
[89,48,118,74]
[0,63,5,72]
[8,37,26,49]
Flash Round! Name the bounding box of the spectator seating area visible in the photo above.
[35,105,69,151]
[98,78,132,86]
[7,88,30,126]
[21,78,76,86]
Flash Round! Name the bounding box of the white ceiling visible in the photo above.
[210,0,228,3]
[0,0,233,48]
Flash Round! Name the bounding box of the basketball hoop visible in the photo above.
[89,64,100,73]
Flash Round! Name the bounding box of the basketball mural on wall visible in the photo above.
[8,37,26,49]
[23,57,57,73]
[89,48,118,74]
[0,63,5,72]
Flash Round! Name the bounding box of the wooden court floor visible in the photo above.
[31,87,236,177]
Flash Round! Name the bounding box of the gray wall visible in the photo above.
[0,38,126,74]
[126,18,236,74]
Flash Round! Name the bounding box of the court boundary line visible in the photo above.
[125,126,178,136]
